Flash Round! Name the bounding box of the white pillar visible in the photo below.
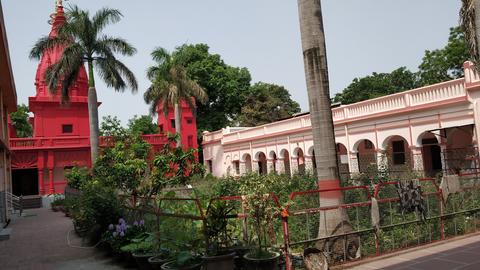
[267,159,275,174]
[377,150,388,177]
[252,160,259,173]
[411,147,424,175]
[440,144,448,174]
[276,158,285,174]
[239,161,246,175]
[349,152,360,173]
[290,157,298,175]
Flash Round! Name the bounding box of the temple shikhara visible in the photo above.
[203,62,480,179]
[8,4,198,199]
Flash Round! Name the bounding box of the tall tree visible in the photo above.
[127,115,159,135]
[173,44,252,133]
[297,0,353,253]
[10,104,33,138]
[460,0,480,71]
[238,82,301,126]
[100,115,126,138]
[30,5,138,162]
[144,47,207,147]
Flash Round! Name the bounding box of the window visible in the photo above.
[170,119,175,128]
[187,135,193,148]
[365,140,374,149]
[159,124,164,132]
[392,140,406,165]
[186,118,193,124]
[62,124,73,134]
[233,161,240,175]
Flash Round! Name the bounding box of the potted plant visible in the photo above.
[121,228,156,270]
[202,200,236,270]
[161,251,202,270]
[239,174,281,270]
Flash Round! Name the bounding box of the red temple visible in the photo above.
[9,3,198,197]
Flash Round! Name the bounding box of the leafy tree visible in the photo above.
[30,5,138,162]
[100,115,126,138]
[418,27,470,85]
[333,67,419,105]
[144,47,207,147]
[334,27,469,105]
[127,115,158,135]
[173,44,252,133]
[238,82,301,126]
[10,104,33,138]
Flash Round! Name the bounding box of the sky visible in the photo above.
[1,0,461,128]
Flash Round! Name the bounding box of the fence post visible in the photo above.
[281,208,291,270]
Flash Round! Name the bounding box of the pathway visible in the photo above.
[342,233,480,270]
[0,208,126,270]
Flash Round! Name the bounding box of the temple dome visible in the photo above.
[34,3,88,98]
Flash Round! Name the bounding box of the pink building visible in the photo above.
[203,62,480,179]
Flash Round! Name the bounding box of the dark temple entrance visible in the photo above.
[12,169,39,196]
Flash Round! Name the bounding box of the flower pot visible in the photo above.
[228,246,250,270]
[148,254,173,270]
[202,252,235,270]
[133,253,155,270]
[160,261,202,270]
[244,251,280,270]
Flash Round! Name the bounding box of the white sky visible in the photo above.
[1,0,461,128]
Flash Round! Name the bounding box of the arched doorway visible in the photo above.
[445,126,475,173]
[257,152,268,175]
[355,139,376,174]
[280,149,291,176]
[243,154,252,173]
[419,132,442,177]
[383,135,411,178]
[336,143,350,180]
[295,148,306,175]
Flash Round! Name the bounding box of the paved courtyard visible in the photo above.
[0,208,125,270]
[343,233,480,270]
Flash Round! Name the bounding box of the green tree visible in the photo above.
[173,44,252,133]
[99,115,126,138]
[127,115,159,135]
[333,67,419,105]
[238,82,300,126]
[10,104,33,138]
[30,5,138,162]
[418,27,470,85]
[144,47,208,147]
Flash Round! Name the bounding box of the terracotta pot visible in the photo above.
[244,251,280,270]
[133,253,155,270]
[202,252,235,270]
[160,261,202,270]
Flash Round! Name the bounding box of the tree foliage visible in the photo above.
[10,104,33,138]
[127,115,158,135]
[238,82,301,126]
[100,115,126,138]
[334,27,469,105]
[173,44,252,132]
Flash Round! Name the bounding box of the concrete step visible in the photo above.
[21,195,42,209]
[0,228,12,241]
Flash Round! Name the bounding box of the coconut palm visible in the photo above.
[297,0,356,256]
[30,5,138,162]
[144,47,207,147]
[460,0,480,70]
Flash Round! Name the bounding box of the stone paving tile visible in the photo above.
[344,234,480,270]
[0,208,125,270]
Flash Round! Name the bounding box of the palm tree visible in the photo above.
[460,0,480,70]
[30,5,138,162]
[297,0,356,256]
[144,47,207,148]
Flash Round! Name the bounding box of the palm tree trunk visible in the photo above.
[461,0,480,71]
[87,61,100,163]
[297,0,352,240]
[174,102,182,148]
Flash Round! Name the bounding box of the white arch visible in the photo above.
[292,147,304,158]
[268,150,277,160]
[381,135,409,150]
[352,139,376,152]
[279,149,289,159]
[241,153,252,162]
[416,131,440,147]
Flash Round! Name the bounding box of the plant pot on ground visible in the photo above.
[149,253,173,270]
[121,231,156,270]
[161,251,202,270]
[202,251,236,270]
[244,251,281,270]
